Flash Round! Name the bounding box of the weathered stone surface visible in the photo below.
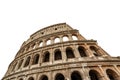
[2,23,120,80]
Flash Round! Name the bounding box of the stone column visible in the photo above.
[81,64,90,80]
[76,33,80,40]
[14,62,18,71]
[20,58,25,70]
[60,36,63,42]
[29,54,33,68]
[35,41,39,48]
[113,65,120,80]
[39,51,42,66]
[95,48,102,55]
[42,39,46,46]
[24,76,27,80]
[98,65,109,80]
[65,68,70,80]
[29,45,33,50]
[84,44,94,57]
[50,48,53,64]
[61,46,67,62]
[36,73,39,80]
[114,65,120,74]
[68,34,73,41]
[73,45,81,58]
[24,47,27,53]
[50,71,53,80]
[51,37,54,44]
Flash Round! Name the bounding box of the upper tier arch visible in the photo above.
[20,23,85,48]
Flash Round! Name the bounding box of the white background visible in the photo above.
[0,0,120,79]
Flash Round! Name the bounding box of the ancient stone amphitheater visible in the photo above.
[2,23,120,80]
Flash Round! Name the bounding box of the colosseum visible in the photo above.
[2,23,120,80]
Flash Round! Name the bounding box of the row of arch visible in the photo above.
[18,69,119,80]
[11,45,103,72]
[21,34,79,54]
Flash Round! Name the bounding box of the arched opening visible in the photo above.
[39,41,43,47]
[46,39,51,45]
[78,46,87,57]
[11,62,17,72]
[54,37,60,43]
[32,43,36,49]
[89,70,100,80]
[21,49,25,53]
[106,69,119,80]
[40,75,48,80]
[26,46,30,51]
[71,71,82,80]
[90,46,100,57]
[28,77,34,80]
[55,73,65,80]
[72,35,78,40]
[66,47,75,59]
[17,59,24,69]
[63,36,69,41]
[24,56,31,67]
[19,78,23,80]
[43,51,50,62]
[54,49,62,60]
[32,54,39,65]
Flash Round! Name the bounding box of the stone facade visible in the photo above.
[2,23,120,80]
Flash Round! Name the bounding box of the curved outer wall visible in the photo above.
[2,23,120,80]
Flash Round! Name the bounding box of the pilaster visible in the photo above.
[98,65,109,80]
[68,34,73,41]
[84,44,94,57]
[81,64,90,80]
[73,45,81,58]
[62,46,67,62]
[50,48,53,64]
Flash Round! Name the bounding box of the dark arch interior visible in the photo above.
[66,48,75,58]
[28,77,34,80]
[90,46,100,57]
[106,69,117,80]
[108,74,115,80]
[41,76,48,80]
[71,71,82,80]
[19,78,23,80]
[78,47,87,57]
[43,52,50,62]
[89,70,99,80]
[24,56,31,67]
[55,73,65,80]
[11,62,17,71]
[32,54,39,64]
[54,50,62,60]
[17,59,24,69]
